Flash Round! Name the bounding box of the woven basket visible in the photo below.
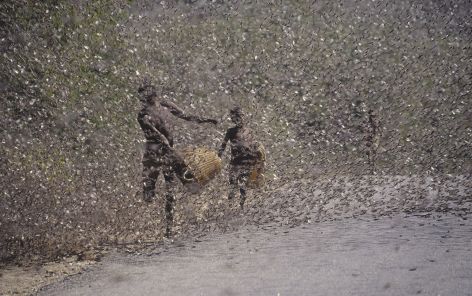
[246,143,266,189]
[178,146,222,187]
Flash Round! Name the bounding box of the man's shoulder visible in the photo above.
[138,106,155,119]
[226,126,239,136]
[138,107,147,116]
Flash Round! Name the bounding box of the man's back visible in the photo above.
[226,126,260,165]
[138,103,171,142]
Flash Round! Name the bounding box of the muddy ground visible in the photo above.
[1,175,470,295]
[0,259,95,295]
[38,213,472,295]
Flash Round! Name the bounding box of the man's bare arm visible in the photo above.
[218,130,231,158]
[160,100,217,124]
[140,115,171,148]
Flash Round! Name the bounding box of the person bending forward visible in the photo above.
[218,107,262,209]
[137,82,217,237]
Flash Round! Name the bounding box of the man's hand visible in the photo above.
[204,118,218,125]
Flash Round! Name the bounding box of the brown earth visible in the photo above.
[2,174,470,295]
[0,257,96,296]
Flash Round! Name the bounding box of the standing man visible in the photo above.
[218,107,263,209]
[137,82,217,237]
[363,109,382,174]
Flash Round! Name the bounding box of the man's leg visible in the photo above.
[239,187,247,209]
[371,139,380,174]
[163,166,178,238]
[142,160,160,202]
[371,147,378,174]
[237,166,250,210]
[367,145,377,175]
[228,166,239,200]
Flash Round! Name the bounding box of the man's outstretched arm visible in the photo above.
[218,130,231,158]
[160,100,218,124]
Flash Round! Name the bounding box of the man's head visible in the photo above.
[230,106,244,127]
[368,109,377,117]
[138,79,157,105]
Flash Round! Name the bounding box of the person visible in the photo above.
[137,81,217,237]
[218,107,263,209]
[363,109,382,174]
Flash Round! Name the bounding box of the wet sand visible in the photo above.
[38,213,472,296]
